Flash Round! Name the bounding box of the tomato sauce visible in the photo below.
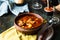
[17,15,42,29]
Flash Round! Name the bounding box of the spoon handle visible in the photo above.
[47,0,49,8]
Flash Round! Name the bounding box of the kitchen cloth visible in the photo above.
[0,0,29,16]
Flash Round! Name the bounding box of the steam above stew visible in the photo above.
[17,15,42,29]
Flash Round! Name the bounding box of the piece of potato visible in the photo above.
[26,23,32,28]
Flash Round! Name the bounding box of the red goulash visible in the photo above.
[17,15,42,29]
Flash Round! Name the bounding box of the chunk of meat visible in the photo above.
[18,20,24,26]
[27,18,35,24]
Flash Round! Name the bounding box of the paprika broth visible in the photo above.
[17,14,43,29]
